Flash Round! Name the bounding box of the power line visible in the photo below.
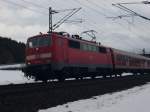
[63,0,150,51]
[89,0,150,37]
[21,0,48,10]
[22,0,78,13]
[2,0,149,51]
[85,0,116,16]
[75,0,107,17]
[73,1,130,34]
[1,0,48,15]
[73,0,116,40]
[112,3,150,21]
[117,1,150,5]
[81,10,137,50]
[110,2,150,35]
[52,7,82,31]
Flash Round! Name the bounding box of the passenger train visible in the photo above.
[23,32,150,81]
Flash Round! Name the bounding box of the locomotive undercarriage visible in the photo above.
[23,64,150,82]
[23,64,114,82]
[114,68,150,76]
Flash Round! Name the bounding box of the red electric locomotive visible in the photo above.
[24,32,113,81]
[23,32,150,81]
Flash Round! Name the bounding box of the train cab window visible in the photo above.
[38,37,51,47]
[99,47,107,53]
[69,40,80,49]
[27,36,51,48]
[28,38,38,48]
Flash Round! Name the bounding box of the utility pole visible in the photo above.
[48,7,58,34]
[47,7,81,34]
[48,7,52,34]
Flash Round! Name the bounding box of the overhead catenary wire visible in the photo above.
[85,0,117,16]
[73,0,145,50]
[72,1,120,30]
[113,3,150,21]
[75,0,107,17]
[70,1,135,48]
[72,0,107,32]
[86,0,150,37]
[20,0,150,44]
[21,0,82,13]
[111,2,150,36]
[2,0,150,36]
[53,7,82,30]
[1,0,48,15]
[1,0,150,52]
[20,0,150,52]
[22,0,48,10]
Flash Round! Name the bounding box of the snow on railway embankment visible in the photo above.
[39,83,150,112]
[0,70,33,85]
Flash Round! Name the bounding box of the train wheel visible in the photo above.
[76,77,80,80]
[43,79,48,83]
[91,76,96,79]
[102,74,106,78]
[55,71,65,82]
[58,77,65,82]
[109,74,112,78]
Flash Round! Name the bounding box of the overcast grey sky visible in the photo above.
[0,0,150,53]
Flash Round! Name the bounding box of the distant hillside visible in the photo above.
[0,36,25,64]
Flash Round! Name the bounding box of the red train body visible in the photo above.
[112,49,150,74]
[24,32,150,81]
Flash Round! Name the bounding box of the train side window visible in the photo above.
[90,45,97,52]
[83,44,89,51]
[88,45,92,51]
[99,47,107,53]
[93,46,98,52]
[81,43,86,51]
[69,40,80,49]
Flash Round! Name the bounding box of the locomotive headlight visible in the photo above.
[27,62,31,65]
[40,53,52,58]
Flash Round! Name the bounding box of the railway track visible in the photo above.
[0,74,150,112]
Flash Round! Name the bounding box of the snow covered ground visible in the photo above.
[0,70,34,85]
[0,63,25,70]
[39,83,150,112]
[0,64,34,85]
